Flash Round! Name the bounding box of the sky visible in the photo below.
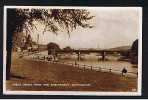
[30,7,142,49]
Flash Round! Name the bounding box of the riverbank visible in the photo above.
[6,53,137,91]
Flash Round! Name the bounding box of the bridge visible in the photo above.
[50,49,130,61]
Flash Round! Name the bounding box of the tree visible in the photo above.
[47,42,61,55]
[63,46,72,51]
[131,39,138,64]
[6,8,94,80]
[131,39,138,56]
[24,34,32,49]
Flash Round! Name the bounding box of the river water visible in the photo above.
[37,51,138,77]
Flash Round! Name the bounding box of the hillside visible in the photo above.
[108,46,131,51]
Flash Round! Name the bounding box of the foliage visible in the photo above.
[47,42,60,50]
[131,39,138,56]
[7,8,94,35]
[47,42,61,55]
[130,39,138,64]
[6,8,94,80]
[63,46,73,51]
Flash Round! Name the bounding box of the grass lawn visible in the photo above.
[6,52,137,91]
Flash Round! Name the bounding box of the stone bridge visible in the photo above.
[55,49,130,61]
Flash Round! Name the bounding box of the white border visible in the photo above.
[3,6,142,96]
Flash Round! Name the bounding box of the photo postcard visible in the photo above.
[3,6,142,96]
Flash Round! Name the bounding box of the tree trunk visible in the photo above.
[6,37,12,80]
[6,29,13,80]
[6,51,11,80]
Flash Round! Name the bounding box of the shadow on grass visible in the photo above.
[11,74,27,79]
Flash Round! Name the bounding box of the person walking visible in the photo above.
[122,67,127,76]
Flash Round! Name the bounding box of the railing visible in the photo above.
[54,61,137,77]
[31,54,138,78]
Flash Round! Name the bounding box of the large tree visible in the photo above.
[6,8,94,80]
[47,42,61,55]
[131,39,138,64]
[131,39,138,56]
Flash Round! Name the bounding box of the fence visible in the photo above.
[51,61,137,77]
[31,53,138,78]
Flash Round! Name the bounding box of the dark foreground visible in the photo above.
[6,53,137,91]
